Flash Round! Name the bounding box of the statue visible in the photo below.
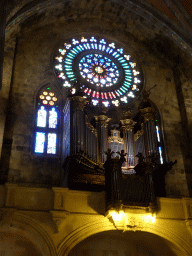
[104,149,126,209]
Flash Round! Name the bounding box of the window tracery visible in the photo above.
[34,86,60,155]
[54,36,143,107]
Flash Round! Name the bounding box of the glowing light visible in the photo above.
[109,42,115,48]
[102,101,109,107]
[112,100,119,106]
[144,214,156,223]
[71,88,76,94]
[156,126,160,142]
[81,37,87,42]
[55,64,62,71]
[128,91,135,98]
[55,56,63,62]
[63,81,71,87]
[111,210,125,221]
[130,62,136,68]
[92,99,99,106]
[133,69,140,76]
[134,77,141,84]
[124,54,130,60]
[159,146,163,164]
[59,49,66,55]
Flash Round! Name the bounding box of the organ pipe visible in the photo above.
[95,115,111,163]
[140,107,157,159]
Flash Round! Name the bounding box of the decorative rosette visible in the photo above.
[54,36,142,107]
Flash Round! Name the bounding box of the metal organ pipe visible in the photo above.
[121,118,136,168]
[140,107,158,159]
[95,115,111,163]
[70,96,88,155]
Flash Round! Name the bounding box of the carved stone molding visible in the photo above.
[134,129,144,141]
[50,211,69,234]
[106,209,156,231]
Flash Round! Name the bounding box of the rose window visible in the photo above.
[54,37,143,107]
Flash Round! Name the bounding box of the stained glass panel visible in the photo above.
[47,133,57,154]
[37,106,47,127]
[54,36,143,107]
[35,132,45,153]
[49,107,58,128]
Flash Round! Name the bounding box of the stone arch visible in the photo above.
[58,218,192,256]
[5,0,192,58]
[0,210,57,256]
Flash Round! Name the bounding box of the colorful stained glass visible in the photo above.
[37,106,47,127]
[46,96,51,100]
[79,54,119,87]
[50,100,54,104]
[49,108,58,128]
[35,132,45,153]
[47,133,57,154]
[54,36,143,107]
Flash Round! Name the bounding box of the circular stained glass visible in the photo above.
[79,54,119,87]
[54,36,143,107]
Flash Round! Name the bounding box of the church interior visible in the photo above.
[0,0,192,255]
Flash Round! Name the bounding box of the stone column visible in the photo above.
[70,96,88,155]
[0,0,7,90]
[95,115,111,163]
[140,107,157,160]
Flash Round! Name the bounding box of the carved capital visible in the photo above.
[70,96,88,111]
[121,119,137,131]
[140,107,156,122]
[95,115,111,128]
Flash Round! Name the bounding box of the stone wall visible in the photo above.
[0,10,191,195]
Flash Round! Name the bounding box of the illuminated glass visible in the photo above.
[79,54,119,87]
[35,88,59,155]
[37,106,47,127]
[35,132,45,153]
[49,108,58,128]
[159,146,163,164]
[54,37,142,107]
[47,133,57,154]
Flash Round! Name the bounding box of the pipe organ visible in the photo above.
[63,96,165,191]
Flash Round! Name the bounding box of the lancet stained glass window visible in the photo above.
[54,36,143,107]
[34,87,60,155]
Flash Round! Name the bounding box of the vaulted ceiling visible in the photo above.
[5,0,192,59]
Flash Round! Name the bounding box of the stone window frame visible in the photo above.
[33,83,63,157]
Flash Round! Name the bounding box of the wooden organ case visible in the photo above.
[62,96,175,207]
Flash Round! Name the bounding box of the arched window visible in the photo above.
[33,85,61,156]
